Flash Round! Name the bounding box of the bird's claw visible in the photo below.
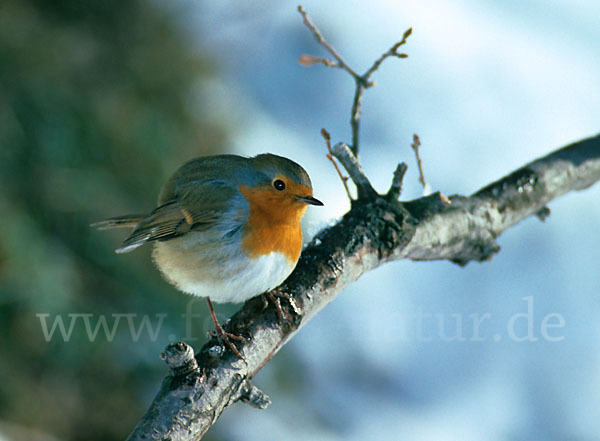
[265,289,302,326]
[208,323,247,360]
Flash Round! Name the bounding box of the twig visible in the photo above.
[409,134,450,204]
[363,28,412,79]
[387,162,409,200]
[297,6,361,80]
[240,381,271,410]
[410,134,428,190]
[322,129,353,201]
[298,5,412,156]
[349,83,364,156]
[331,142,377,199]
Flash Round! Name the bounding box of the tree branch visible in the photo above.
[298,6,411,156]
[126,133,600,440]
[297,5,360,79]
[322,128,354,201]
[331,142,378,199]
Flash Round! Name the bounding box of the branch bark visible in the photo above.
[126,133,600,440]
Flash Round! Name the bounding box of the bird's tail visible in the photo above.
[91,214,150,253]
[90,214,146,230]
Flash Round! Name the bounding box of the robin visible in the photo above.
[93,153,323,357]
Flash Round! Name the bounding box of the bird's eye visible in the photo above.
[272,179,286,191]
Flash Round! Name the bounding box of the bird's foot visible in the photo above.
[205,297,246,359]
[208,321,246,360]
[264,288,302,327]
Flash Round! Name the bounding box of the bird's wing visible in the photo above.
[158,155,248,204]
[116,181,238,253]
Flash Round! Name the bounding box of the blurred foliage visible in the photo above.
[0,0,232,439]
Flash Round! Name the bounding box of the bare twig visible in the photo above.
[297,6,361,80]
[239,380,271,410]
[322,129,353,200]
[349,83,364,156]
[331,142,377,199]
[409,134,450,204]
[298,5,411,156]
[387,162,409,200]
[410,134,428,190]
[363,28,412,79]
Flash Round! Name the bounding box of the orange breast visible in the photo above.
[238,185,308,262]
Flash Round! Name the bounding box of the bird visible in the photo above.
[93,153,323,357]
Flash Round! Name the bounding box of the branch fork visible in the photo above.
[301,6,416,203]
[298,5,412,156]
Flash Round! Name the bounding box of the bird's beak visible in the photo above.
[296,195,324,206]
